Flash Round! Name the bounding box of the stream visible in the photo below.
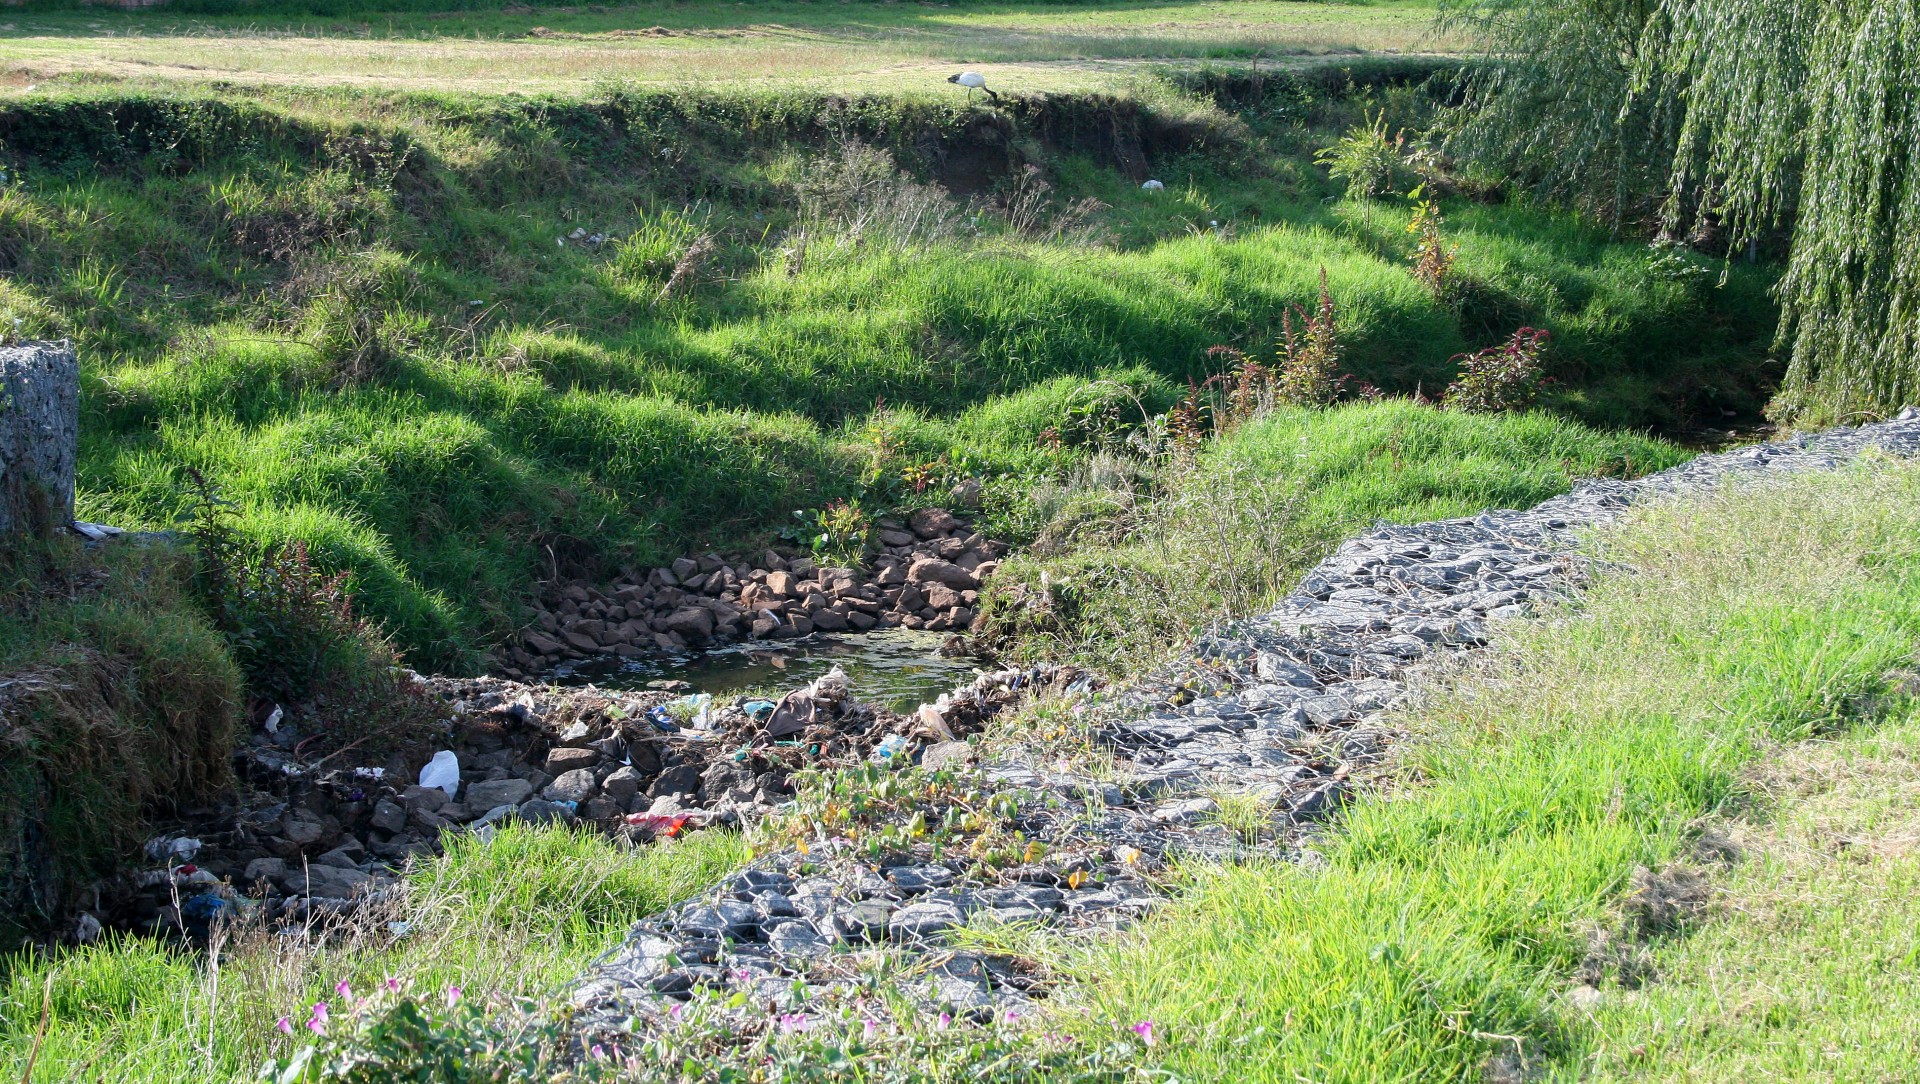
[549,628,977,713]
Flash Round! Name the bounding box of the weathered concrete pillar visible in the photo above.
[0,341,79,538]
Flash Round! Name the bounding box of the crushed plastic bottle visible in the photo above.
[871,734,911,762]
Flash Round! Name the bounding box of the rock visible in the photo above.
[885,865,955,894]
[523,631,565,657]
[825,899,894,944]
[370,799,406,835]
[671,557,698,580]
[546,747,599,773]
[678,901,757,940]
[909,508,959,538]
[665,607,715,641]
[766,920,831,956]
[888,897,967,940]
[920,740,973,772]
[949,479,982,508]
[648,763,701,800]
[465,777,534,809]
[243,857,287,884]
[924,582,962,610]
[515,799,573,826]
[907,558,977,590]
[766,570,798,597]
[603,765,643,803]
[545,768,597,803]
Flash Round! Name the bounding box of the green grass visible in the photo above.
[1579,718,1920,1081]
[0,824,748,1082]
[979,399,1687,671]
[0,75,1771,672]
[1075,460,1920,1081]
[0,537,243,944]
[0,1,1452,96]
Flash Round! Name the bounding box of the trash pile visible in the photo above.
[78,660,1081,944]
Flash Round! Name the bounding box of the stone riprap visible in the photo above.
[569,409,1920,1041]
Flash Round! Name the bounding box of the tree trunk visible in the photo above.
[0,341,79,539]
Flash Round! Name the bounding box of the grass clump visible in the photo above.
[0,824,748,1081]
[978,398,1683,673]
[1074,460,1920,1081]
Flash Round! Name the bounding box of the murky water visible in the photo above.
[551,629,977,712]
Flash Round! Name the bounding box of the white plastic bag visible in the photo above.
[418,750,460,798]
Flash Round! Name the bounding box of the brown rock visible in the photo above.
[665,607,715,640]
[909,508,959,538]
[562,629,600,653]
[907,558,978,590]
[671,557,699,579]
[847,610,878,630]
[813,609,849,631]
[924,582,962,610]
[897,584,926,611]
[766,570,798,597]
[878,529,915,547]
[523,631,565,656]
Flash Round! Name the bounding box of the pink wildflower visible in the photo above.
[1131,1020,1156,1047]
[590,1044,606,1059]
[444,985,462,1008]
[778,1012,811,1034]
[937,1012,952,1030]
[382,976,402,993]
[863,1017,878,1040]
[275,1017,293,1036]
[334,980,352,1002]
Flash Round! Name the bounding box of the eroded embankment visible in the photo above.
[561,410,1920,1042]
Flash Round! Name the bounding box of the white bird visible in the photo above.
[947,71,998,102]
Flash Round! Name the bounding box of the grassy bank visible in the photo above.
[1082,460,1920,1080]
[0,537,242,944]
[978,399,1685,672]
[0,825,747,1081]
[0,70,1770,672]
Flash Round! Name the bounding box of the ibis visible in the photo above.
[948,71,998,102]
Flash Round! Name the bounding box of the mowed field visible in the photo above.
[0,0,1450,94]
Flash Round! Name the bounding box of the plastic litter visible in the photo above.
[872,734,911,762]
[418,750,460,798]
[646,706,680,732]
[180,894,233,923]
[675,693,714,730]
[144,836,202,863]
[1140,179,1165,191]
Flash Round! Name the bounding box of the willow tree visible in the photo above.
[1443,0,1920,425]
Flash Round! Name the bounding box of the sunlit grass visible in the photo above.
[0,825,748,1081]
[1078,462,1920,1081]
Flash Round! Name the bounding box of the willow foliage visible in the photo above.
[1444,0,1920,425]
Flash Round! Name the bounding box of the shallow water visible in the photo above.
[551,628,976,712]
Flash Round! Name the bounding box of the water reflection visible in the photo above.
[551,628,976,713]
